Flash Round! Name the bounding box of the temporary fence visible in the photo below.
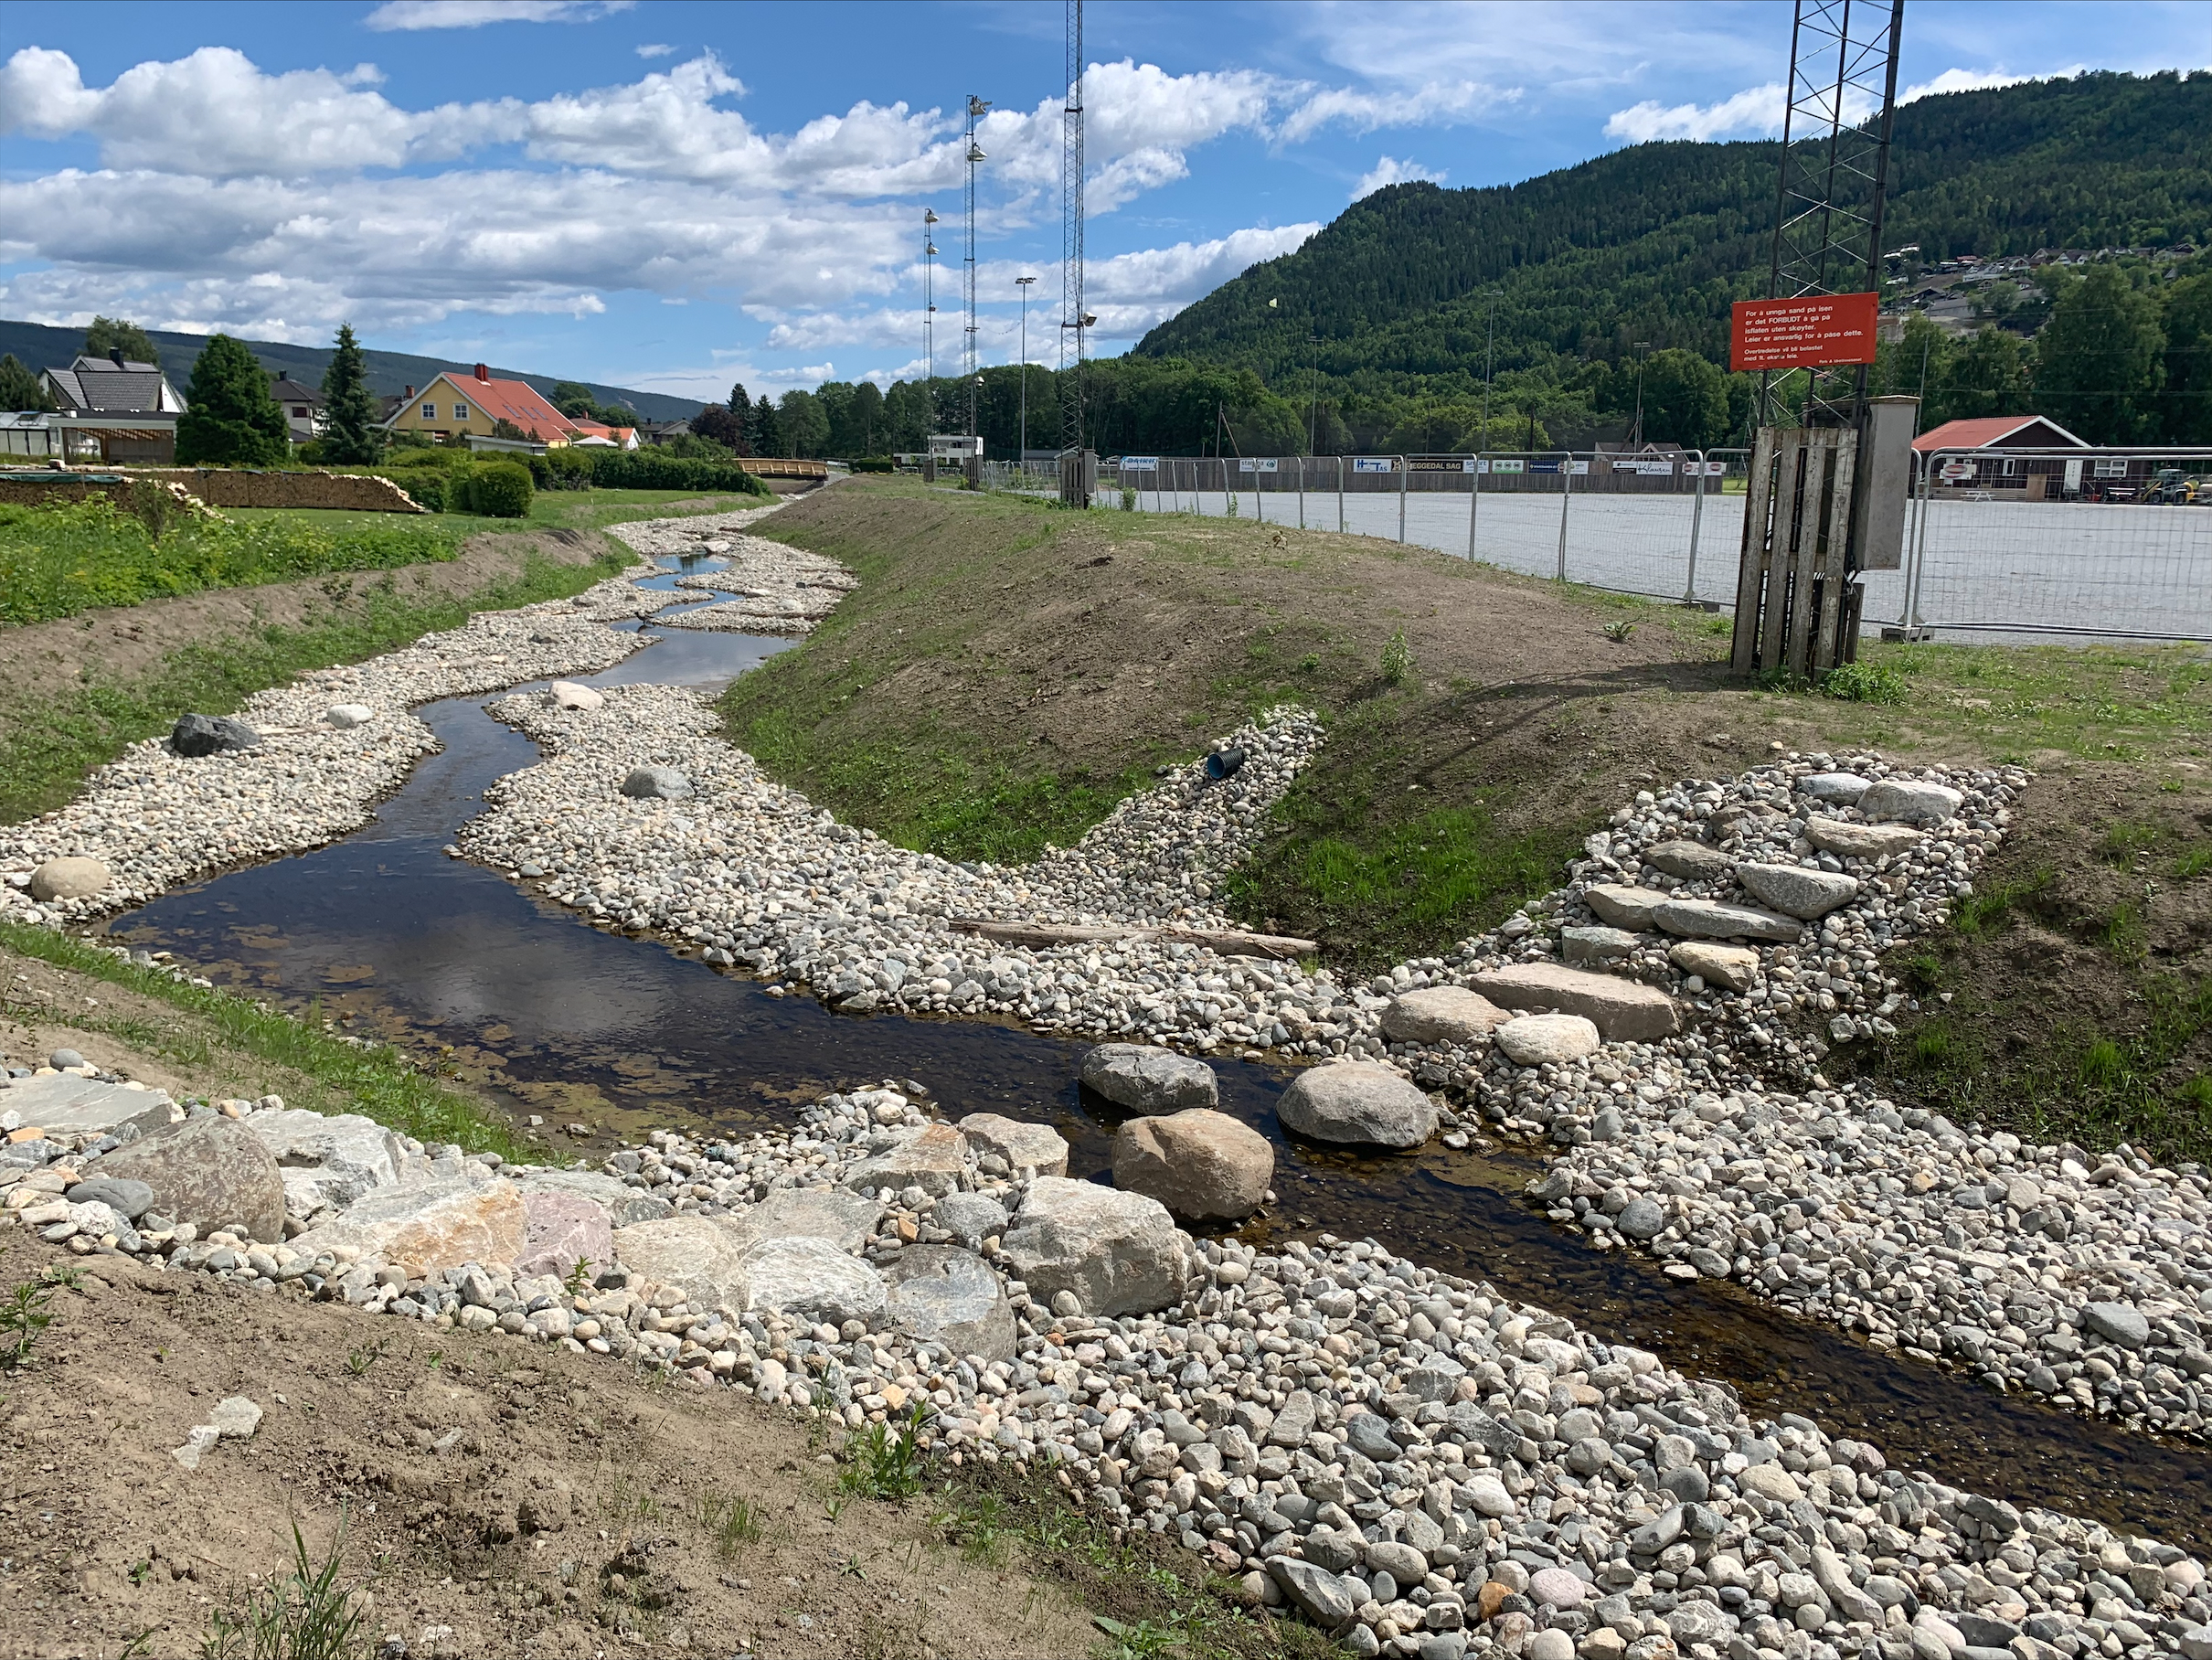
[1896,448,2212,641]
[1107,451,1752,606]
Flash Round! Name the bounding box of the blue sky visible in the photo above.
[1,0,2202,402]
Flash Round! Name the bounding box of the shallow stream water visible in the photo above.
[100,552,2211,1545]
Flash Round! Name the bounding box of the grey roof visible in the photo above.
[42,361,183,415]
[270,378,324,405]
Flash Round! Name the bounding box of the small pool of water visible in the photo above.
[97,569,2211,1544]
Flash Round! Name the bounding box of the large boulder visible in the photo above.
[1494,1014,1601,1067]
[517,1167,673,1227]
[1669,941,1760,991]
[1268,1557,1357,1630]
[1804,817,1921,859]
[90,1115,285,1241]
[171,713,261,757]
[1649,899,1801,943]
[1473,962,1681,1042]
[1001,1176,1190,1317]
[1560,925,1638,964]
[291,1176,527,1278]
[28,857,110,902]
[513,1188,613,1281]
[2,1075,175,1138]
[1735,861,1860,920]
[1379,986,1512,1046]
[726,1187,884,1253]
[548,681,604,711]
[1274,1062,1437,1149]
[1797,771,1869,804]
[884,1246,1016,1361]
[1111,1108,1273,1221]
[611,1215,754,1311]
[1642,839,1731,880]
[934,1192,1011,1250]
[243,1109,402,1220]
[741,1236,887,1326]
[1582,885,1668,931]
[956,1113,1069,1177]
[66,1176,154,1221]
[842,1123,967,1197]
[1078,1044,1219,1113]
[620,764,691,800]
[1856,779,1962,823]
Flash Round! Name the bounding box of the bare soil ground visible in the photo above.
[0,527,605,708]
[0,1235,1100,1660]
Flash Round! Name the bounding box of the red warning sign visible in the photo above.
[1730,293,1880,371]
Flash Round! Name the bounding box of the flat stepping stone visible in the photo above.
[1494,1014,1601,1066]
[1472,962,1680,1042]
[1669,942,1760,990]
[1642,839,1732,880]
[0,1076,174,1137]
[1857,779,1963,823]
[1797,771,1869,803]
[1379,986,1512,1046]
[1651,898,1802,942]
[1561,926,1639,964]
[1805,817,1921,859]
[1582,884,1667,930]
[1735,861,1860,920]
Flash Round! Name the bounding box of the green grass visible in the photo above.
[0,495,475,625]
[0,546,627,825]
[0,920,528,1159]
[200,1512,368,1660]
[696,1490,764,1557]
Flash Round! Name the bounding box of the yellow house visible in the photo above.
[380,364,581,445]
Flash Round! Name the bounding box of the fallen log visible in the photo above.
[947,917,1319,961]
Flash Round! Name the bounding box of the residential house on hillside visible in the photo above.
[38,350,186,463]
[269,377,324,443]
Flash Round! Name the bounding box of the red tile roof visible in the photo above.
[443,371,580,443]
[1913,415,2086,452]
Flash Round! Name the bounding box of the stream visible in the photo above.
[99,551,2211,1546]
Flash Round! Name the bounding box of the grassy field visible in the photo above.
[728,476,2212,1157]
[0,488,764,627]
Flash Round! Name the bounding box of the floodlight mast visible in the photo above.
[1059,0,1085,473]
[923,208,940,434]
[1760,0,1904,428]
[964,96,990,447]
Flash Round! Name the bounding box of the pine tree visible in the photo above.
[725,382,752,454]
[318,323,384,465]
[750,395,783,457]
[175,335,289,465]
[0,354,53,411]
[84,315,159,366]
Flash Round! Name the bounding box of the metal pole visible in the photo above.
[1557,452,1573,581]
[1338,455,1345,533]
[1468,452,1480,560]
[1398,457,1407,543]
[1685,448,1707,603]
[1298,454,1305,529]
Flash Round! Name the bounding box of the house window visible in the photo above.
[455,402,471,421]
[2095,459,2128,478]
[2002,458,2021,475]
[421,402,436,420]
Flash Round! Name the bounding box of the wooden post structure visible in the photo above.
[1730,424,1861,680]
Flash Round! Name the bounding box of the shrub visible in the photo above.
[385,470,449,512]
[527,447,597,491]
[1381,627,1415,686]
[586,450,767,495]
[463,460,534,518]
[846,456,896,474]
[1822,659,1908,705]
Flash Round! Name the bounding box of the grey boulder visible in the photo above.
[1642,839,1731,880]
[1582,884,1669,931]
[90,1114,285,1241]
[841,1123,967,1197]
[1856,778,1963,823]
[1268,1557,1357,1629]
[1378,986,1512,1046]
[1274,1062,1437,1149]
[1735,861,1860,920]
[519,1167,674,1227]
[171,713,261,757]
[742,1235,886,1325]
[1111,1107,1273,1220]
[1668,941,1760,991]
[727,1186,885,1253]
[956,1112,1070,1177]
[1804,817,1922,859]
[1650,899,1802,943]
[611,1215,755,1311]
[1494,1014,1601,1067]
[620,764,692,800]
[65,1176,154,1220]
[933,1191,1011,1250]
[1001,1176,1190,1317]
[1078,1044,1218,1113]
[2080,1301,2150,1350]
[884,1246,1016,1361]
[1560,925,1638,965]
[243,1108,402,1219]
[1797,771,1869,803]
[1473,962,1681,1041]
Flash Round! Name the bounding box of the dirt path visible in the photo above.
[0,527,606,708]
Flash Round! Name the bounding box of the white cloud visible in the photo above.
[1901,65,2076,101]
[1603,81,1791,143]
[1352,156,1445,199]
[634,43,675,59]
[365,1,633,30]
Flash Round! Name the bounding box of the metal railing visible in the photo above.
[1897,448,2212,642]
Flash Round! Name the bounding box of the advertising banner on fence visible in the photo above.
[1610,458,1675,475]
[1730,293,1880,370]
[1238,458,1279,473]
[1119,455,1158,472]
[1484,459,1526,475]
[1352,457,1395,474]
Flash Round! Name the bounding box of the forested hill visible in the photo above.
[1133,70,2210,393]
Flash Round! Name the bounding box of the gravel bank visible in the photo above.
[6,1062,2207,1660]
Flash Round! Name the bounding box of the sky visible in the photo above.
[1,0,2203,404]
